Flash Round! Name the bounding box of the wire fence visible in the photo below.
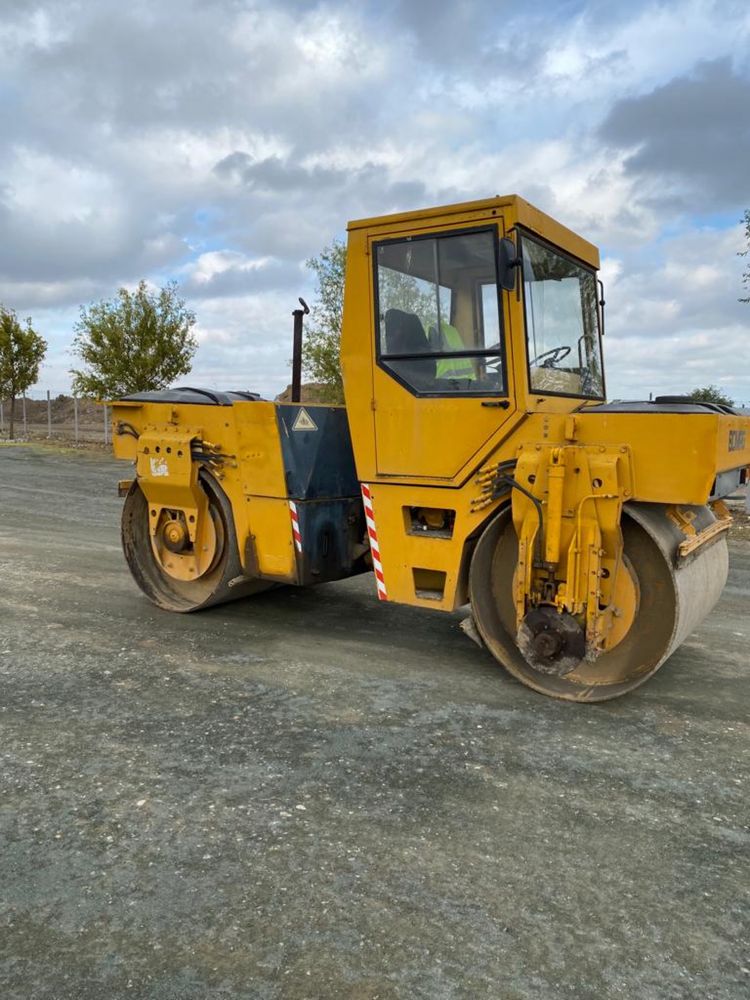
[0,391,111,445]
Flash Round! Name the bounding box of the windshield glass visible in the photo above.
[521,234,603,398]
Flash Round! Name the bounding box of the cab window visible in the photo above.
[374,229,505,395]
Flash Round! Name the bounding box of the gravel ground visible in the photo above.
[0,445,748,1000]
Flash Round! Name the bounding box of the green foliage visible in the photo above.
[300,240,444,403]
[740,209,750,303]
[379,267,438,330]
[688,385,735,407]
[0,305,47,438]
[71,280,197,399]
[301,240,346,403]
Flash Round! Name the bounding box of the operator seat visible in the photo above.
[384,309,435,390]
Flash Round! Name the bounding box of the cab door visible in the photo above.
[371,224,515,480]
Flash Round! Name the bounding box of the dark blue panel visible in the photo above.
[294,497,368,585]
[276,405,360,500]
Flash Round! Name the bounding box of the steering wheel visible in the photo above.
[530,345,571,367]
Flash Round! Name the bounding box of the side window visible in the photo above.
[375,229,505,395]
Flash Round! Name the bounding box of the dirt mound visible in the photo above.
[1,394,102,426]
[275,383,338,404]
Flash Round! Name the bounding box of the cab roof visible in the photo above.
[347,194,600,270]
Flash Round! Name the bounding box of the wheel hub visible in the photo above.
[517,607,586,677]
[532,628,563,659]
[162,516,189,553]
[149,502,219,582]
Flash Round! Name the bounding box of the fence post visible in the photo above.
[103,403,109,446]
[47,390,52,438]
[0,400,3,435]
[74,397,79,444]
[22,394,27,436]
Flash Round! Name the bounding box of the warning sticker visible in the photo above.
[292,408,318,432]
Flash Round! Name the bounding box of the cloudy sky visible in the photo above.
[1,0,749,403]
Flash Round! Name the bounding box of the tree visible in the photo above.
[0,306,47,439]
[301,240,346,403]
[740,209,750,303]
[688,385,735,407]
[71,280,197,399]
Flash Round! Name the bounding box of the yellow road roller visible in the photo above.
[111,195,750,701]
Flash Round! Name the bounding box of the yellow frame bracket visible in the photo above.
[677,500,732,558]
[511,442,634,656]
[135,426,217,580]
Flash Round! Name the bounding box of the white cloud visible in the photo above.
[5,148,117,225]
[184,251,273,286]
[189,290,301,398]
[602,226,749,403]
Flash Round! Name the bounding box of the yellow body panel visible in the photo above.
[243,496,297,581]
[573,411,739,502]
[356,408,749,613]
[234,401,289,497]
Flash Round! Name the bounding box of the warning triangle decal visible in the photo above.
[292,407,318,432]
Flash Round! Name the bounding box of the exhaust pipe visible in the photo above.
[291,297,310,403]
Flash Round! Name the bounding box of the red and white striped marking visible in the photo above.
[288,501,302,553]
[361,483,387,601]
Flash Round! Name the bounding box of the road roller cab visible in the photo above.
[111,195,750,701]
